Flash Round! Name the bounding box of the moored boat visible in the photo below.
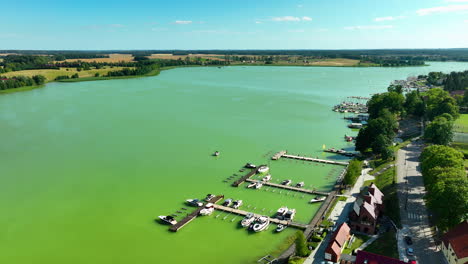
[222,198,233,206]
[295,181,304,188]
[240,213,256,227]
[284,209,296,221]
[232,200,243,209]
[276,224,287,232]
[310,196,326,203]
[158,215,177,225]
[245,163,257,169]
[276,206,288,219]
[257,165,269,174]
[251,216,270,232]
[262,174,272,182]
[205,194,216,201]
[281,179,292,186]
[255,181,263,189]
[199,203,215,216]
[186,199,203,207]
[247,182,256,188]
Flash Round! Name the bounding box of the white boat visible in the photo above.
[241,213,256,227]
[245,163,257,169]
[199,203,215,216]
[186,199,203,207]
[247,182,256,188]
[205,194,216,202]
[158,215,177,225]
[296,182,305,188]
[255,181,263,189]
[213,151,220,156]
[281,179,292,186]
[222,199,233,207]
[276,224,287,232]
[276,206,288,219]
[252,216,270,232]
[257,165,269,174]
[232,200,243,209]
[262,174,272,182]
[310,196,326,203]
[284,209,296,221]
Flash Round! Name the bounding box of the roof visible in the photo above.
[368,183,384,204]
[355,251,407,264]
[353,201,361,216]
[326,241,342,257]
[442,220,468,259]
[362,201,376,220]
[332,222,351,247]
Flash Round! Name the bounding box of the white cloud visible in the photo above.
[374,16,405,22]
[255,21,262,24]
[174,20,192,24]
[445,0,468,2]
[416,4,468,15]
[271,16,312,22]
[302,16,312,21]
[465,19,468,22]
[344,25,394,30]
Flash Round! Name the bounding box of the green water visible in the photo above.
[1,62,467,264]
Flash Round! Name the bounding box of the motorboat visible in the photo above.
[245,163,257,169]
[241,213,256,227]
[199,203,215,216]
[284,209,296,221]
[257,165,269,174]
[262,174,272,182]
[186,199,203,207]
[255,181,263,189]
[205,194,216,201]
[247,182,256,188]
[281,179,292,186]
[252,216,270,232]
[276,206,288,219]
[295,182,305,188]
[310,196,326,203]
[232,200,243,209]
[222,199,233,207]
[213,151,220,156]
[158,215,177,225]
[276,224,287,232]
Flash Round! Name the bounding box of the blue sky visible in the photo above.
[1,0,468,50]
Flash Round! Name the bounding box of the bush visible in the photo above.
[344,159,363,186]
[295,231,310,257]
[288,256,305,264]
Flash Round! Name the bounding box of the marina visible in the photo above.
[271,151,349,166]
[245,179,330,196]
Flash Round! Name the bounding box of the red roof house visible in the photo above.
[441,220,468,264]
[325,223,351,263]
[355,251,408,264]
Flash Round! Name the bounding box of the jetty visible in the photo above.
[245,179,330,196]
[231,168,258,187]
[169,195,224,232]
[323,148,358,157]
[271,151,349,166]
[212,204,308,229]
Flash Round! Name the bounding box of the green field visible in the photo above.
[1,67,131,81]
[454,114,468,133]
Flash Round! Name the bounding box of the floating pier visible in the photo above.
[271,151,349,166]
[212,204,308,229]
[169,195,224,232]
[245,179,330,196]
[323,148,358,157]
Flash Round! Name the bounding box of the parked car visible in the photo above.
[406,247,414,256]
[408,256,418,264]
[404,236,413,245]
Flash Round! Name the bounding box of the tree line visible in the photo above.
[0,75,46,90]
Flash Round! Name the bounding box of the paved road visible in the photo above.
[396,140,444,264]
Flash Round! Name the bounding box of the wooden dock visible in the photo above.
[232,168,257,187]
[169,195,224,232]
[323,149,358,157]
[245,179,330,196]
[282,154,349,166]
[212,204,308,229]
[272,150,287,160]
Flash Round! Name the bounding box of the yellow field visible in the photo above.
[1,67,131,81]
[149,53,225,61]
[309,58,359,66]
[61,54,135,63]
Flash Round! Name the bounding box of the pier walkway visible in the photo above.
[271,151,349,166]
[169,195,224,232]
[231,168,257,187]
[245,179,330,196]
[323,149,358,157]
[212,204,308,229]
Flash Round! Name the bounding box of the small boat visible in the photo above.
[213,151,220,156]
[240,213,255,227]
[247,182,256,188]
[199,203,215,216]
[276,206,288,219]
[222,199,233,207]
[205,194,216,202]
[255,181,263,189]
[232,200,243,209]
[158,215,177,225]
[262,174,272,182]
[251,216,270,232]
[310,196,326,203]
[186,199,203,207]
[245,163,257,169]
[284,209,296,221]
[296,182,305,188]
[281,179,292,186]
[276,224,287,232]
[257,165,269,174]
[348,123,363,129]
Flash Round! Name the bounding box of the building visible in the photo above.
[325,223,351,263]
[353,251,408,264]
[441,220,468,264]
[348,183,384,235]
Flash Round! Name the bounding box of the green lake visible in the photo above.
[1,62,467,264]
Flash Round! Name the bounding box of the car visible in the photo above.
[406,247,414,256]
[407,256,418,264]
[404,236,413,245]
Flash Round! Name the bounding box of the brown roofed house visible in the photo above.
[325,222,351,263]
[441,220,468,264]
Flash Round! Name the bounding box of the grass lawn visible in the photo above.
[364,230,399,259]
[454,114,468,133]
[1,66,131,81]
[342,234,371,254]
